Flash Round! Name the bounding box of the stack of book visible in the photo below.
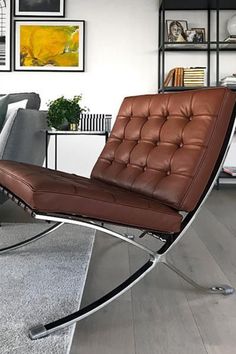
[183,67,206,87]
[220,74,236,88]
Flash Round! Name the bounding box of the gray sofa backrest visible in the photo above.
[0,92,41,110]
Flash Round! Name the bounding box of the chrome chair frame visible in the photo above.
[1,105,236,340]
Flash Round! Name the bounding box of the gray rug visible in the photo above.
[0,222,95,354]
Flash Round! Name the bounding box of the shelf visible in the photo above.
[158,86,207,92]
[46,130,108,135]
[160,0,236,10]
[159,42,236,51]
[158,86,236,92]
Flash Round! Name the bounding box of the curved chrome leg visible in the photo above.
[29,255,160,340]
[35,214,156,258]
[161,258,235,295]
[27,214,160,339]
[0,222,63,254]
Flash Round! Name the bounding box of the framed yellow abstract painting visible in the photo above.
[14,20,85,71]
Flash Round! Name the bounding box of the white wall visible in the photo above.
[2,0,158,117]
[1,0,159,176]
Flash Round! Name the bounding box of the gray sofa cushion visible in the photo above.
[0,92,41,110]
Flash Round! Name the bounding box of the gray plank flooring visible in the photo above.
[71,186,236,354]
[1,186,236,353]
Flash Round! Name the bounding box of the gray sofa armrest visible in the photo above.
[0,108,47,206]
[0,108,47,164]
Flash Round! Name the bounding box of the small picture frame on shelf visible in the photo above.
[166,20,188,42]
[0,0,11,71]
[185,30,197,42]
[190,28,206,43]
[14,20,85,72]
[14,0,65,17]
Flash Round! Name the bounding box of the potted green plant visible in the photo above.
[47,95,87,130]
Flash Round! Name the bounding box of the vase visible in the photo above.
[227,14,236,35]
[69,123,79,131]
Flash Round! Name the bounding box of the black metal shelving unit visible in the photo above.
[158,0,236,93]
[158,0,236,187]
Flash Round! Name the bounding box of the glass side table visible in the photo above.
[45,130,109,170]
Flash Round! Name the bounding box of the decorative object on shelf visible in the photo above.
[224,35,236,42]
[189,28,205,43]
[220,74,236,88]
[185,30,197,42]
[69,123,78,131]
[166,20,188,42]
[80,113,112,132]
[14,20,85,71]
[14,0,65,17]
[0,0,11,71]
[47,95,87,130]
[227,14,236,36]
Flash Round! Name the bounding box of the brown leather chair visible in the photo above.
[0,87,235,340]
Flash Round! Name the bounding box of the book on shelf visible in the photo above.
[164,67,184,87]
[223,166,236,176]
[173,67,184,87]
[164,68,175,87]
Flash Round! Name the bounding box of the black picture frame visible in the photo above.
[14,0,65,17]
[14,20,85,72]
[0,0,11,71]
[190,28,206,43]
[166,19,188,42]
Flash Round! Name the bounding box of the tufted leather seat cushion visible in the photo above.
[92,87,236,211]
[0,161,182,232]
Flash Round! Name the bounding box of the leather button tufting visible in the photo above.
[180,143,183,148]
[166,171,170,176]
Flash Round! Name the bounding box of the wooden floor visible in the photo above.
[1,186,236,353]
[70,186,236,354]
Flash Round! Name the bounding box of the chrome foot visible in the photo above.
[29,325,48,340]
[210,285,235,295]
[162,258,235,296]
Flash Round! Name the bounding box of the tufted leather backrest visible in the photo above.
[91,88,236,212]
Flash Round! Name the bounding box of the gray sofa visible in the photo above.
[0,92,47,205]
